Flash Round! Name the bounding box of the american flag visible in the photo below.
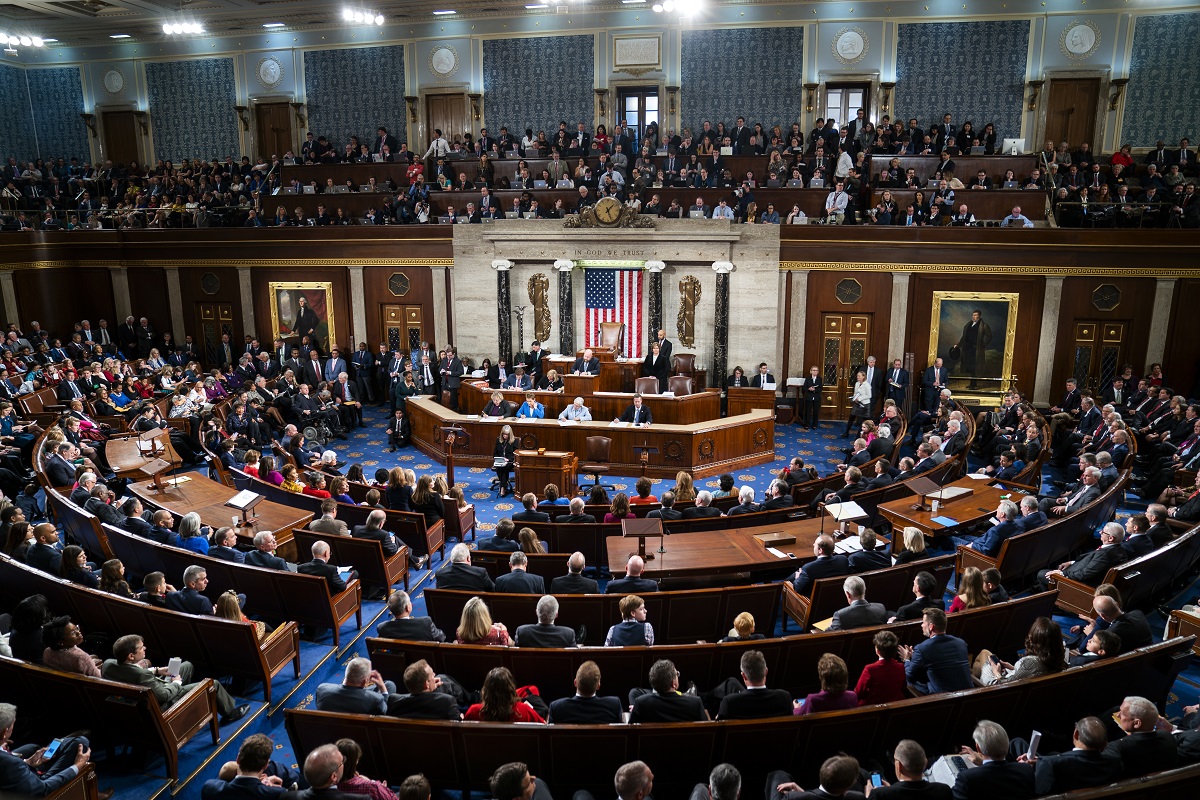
[584,268,644,358]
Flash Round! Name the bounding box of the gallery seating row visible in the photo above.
[291,528,410,596]
[286,635,1194,799]
[421,583,781,647]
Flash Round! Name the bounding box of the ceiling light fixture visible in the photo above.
[263,23,285,29]
[622,0,647,4]
[525,3,549,8]
[432,10,457,15]
[654,0,702,13]
[162,21,204,35]
[110,34,131,39]
[343,7,385,25]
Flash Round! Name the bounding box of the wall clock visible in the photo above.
[388,272,411,297]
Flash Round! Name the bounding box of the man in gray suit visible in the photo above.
[102,634,248,724]
[308,499,349,537]
[314,657,396,715]
[828,575,888,630]
[1039,466,1102,515]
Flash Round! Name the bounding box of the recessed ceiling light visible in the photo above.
[622,0,647,4]
[432,9,457,15]
[263,23,285,28]
[41,38,57,43]
[525,3,549,8]
[110,34,131,39]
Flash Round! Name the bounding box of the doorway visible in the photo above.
[195,302,235,367]
[1069,319,1128,393]
[616,86,660,150]
[254,102,294,161]
[1045,78,1100,149]
[381,304,426,356]
[101,110,140,167]
[824,83,870,131]
[820,312,873,420]
[425,93,469,150]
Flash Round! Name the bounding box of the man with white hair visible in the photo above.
[1039,466,1103,515]
[514,595,578,647]
[954,720,1036,798]
[828,575,888,630]
[435,542,494,591]
[314,656,394,714]
[297,539,352,593]
[1104,696,1179,778]
[69,471,96,507]
[954,499,1022,557]
[689,763,741,800]
[605,555,658,594]
[558,396,592,421]
[680,490,722,519]
[1037,521,1127,590]
[726,486,761,516]
[760,479,794,510]
[940,418,966,456]
[495,550,545,594]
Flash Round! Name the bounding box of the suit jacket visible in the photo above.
[514,622,576,648]
[570,356,601,375]
[309,516,349,537]
[641,353,671,388]
[1123,533,1157,559]
[1104,730,1178,779]
[1107,610,1154,651]
[209,545,246,563]
[848,548,891,573]
[101,659,189,709]
[726,502,762,516]
[549,573,600,593]
[905,633,973,694]
[0,748,82,797]
[1015,511,1048,532]
[495,570,546,594]
[377,615,446,642]
[606,576,659,594]
[1063,544,1128,585]
[792,555,851,595]
[1062,483,1102,512]
[893,595,943,622]
[44,454,77,487]
[715,687,794,720]
[435,562,495,592]
[245,549,292,571]
[1032,749,1123,795]
[350,524,400,558]
[512,509,551,523]
[629,691,706,723]
[829,598,888,630]
[165,587,213,615]
[315,682,387,715]
[680,505,722,519]
[201,774,288,799]
[558,513,597,524]
[951,761,1035,800]
[297,558,347,594]
[25,542,63,574]
[547,694,624,724]
[386,690,460,720]
[971,519,1022,557]
[647,507,684,520]
[619,404,653,425]
[869,780,951,799]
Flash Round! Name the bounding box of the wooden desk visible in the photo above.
[515,449,578,499]
[105,433,180,479]
[407,397,774,479]
[877,477,1022,540]
[605,520,825,581]
[727,386,779,417]
[541,355,623,392]
[127,474,313,562]
[458,383,720,425]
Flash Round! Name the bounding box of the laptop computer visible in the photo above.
[720,146,734,155]
[330,186,349,194]
[302,185,316,194]
[533,180,548,189]
[1002,180,1018,188]
[437,216,451,224]
[372,154,383,163]
[507,150,521,158]
[359,185,373,193]
[791,216,809,224]
[523,211,538,219]
[688,209,706,218]
[786,179,804,188]
[927,179,940,189]
[455,216,470,223]
[280,187,298,195]
[556,179,574,188]
[970,146,986,155]
[283,158,297,166]
[767,179,781,188]
[809,178,825,189]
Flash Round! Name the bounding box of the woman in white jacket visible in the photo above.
[843,370,871,438]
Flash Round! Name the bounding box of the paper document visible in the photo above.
[930,515,959,527]
[766,547,789,559]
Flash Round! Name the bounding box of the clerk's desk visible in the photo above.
[406,396,774,479]
[459,381,720,425]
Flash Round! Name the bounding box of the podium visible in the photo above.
[515,449,578,499]
[727,386,778,416]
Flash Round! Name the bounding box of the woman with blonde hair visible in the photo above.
[949,566,990,613]
[385,466,411,512]
[673,471,696,504]
[518,527,546,554]
[891,526,930,564]
[216,589,270,641]
[720,612,765,642]
[455,596,510,646]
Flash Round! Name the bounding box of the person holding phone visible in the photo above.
[0,703,94,797]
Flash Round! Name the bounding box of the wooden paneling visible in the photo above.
[802,270,893,372]
[127,267,168,326]
[13,268,115,339]
[1165,279,1200,400]
[1045,78,1100,153]
[1052,277,1158,394]
[177,267,242,345]
[905,274,1046,401]
[251,267,352,352]
[362,266,435,350]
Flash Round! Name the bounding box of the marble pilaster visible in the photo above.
[237,267,256,340]
[645,260,666,347]
[0,272,18,329]
[788,270,809,376]
[347,266,368,349]
[493,259,514,364]
[554,259,575,356]
[1033,277,1064,405]
[111,267,132,324]
[1146,279,1176,368]
[163,268,185,344]
[888,272,911,362]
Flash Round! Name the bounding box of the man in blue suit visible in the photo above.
[1015,717,1121,796]
[953,500,1021,557]
[953,720,1036,800]
[1014,495,1048,532]
[165,565,216,615]
[900,608,972,695]
[314,657,395,715]
[0,703,93,798]
[790,535,850,596]
[201,733,299,798]
[885,358,909,405]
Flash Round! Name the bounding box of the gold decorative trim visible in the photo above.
[0,258,455,272]
[778,260,1200,278]
[268,280,336,345]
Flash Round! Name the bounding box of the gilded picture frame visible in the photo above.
[928,291,1019,394]
[269,281,336,349]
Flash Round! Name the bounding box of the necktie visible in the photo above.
[425,365,433,384]
[70,382,81,398]
[344,383,351,400]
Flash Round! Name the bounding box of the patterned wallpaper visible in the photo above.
[26,67,89,161]
[894,20,1029,145]
[681,27,805,137]
[145,58,240,162]
[303,45,407,147]
[1123,13,1200,147]
[0,62,36,161]
[483,35,595,136]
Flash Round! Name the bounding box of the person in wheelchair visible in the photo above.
[293,383,341,437]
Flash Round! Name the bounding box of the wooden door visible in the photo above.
[196,303,235,367]
[254,102,293,161]
[824,83,870,131]
[101,110,139,167]
[381,305,426,356]
[1069,319,1129,393]
[1045,78,1100,148]
[425,93,469,149]
[820,313,872,419]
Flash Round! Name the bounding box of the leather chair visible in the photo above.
[667,376,693,396]
[634,376,660,395]
[580,436,615,490]
[598,322,625,354]
[672,353,707,390]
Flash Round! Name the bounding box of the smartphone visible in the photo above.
[168,657,182,678]
[42,738,63,760]
[870,773,882,788]
[988,653,1001,665]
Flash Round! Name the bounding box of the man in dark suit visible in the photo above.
[315,657,394,715]
[1104,696,1179,779]
[547,661,624,724]
[1018,716,1122,795]
[373,127,399,155]
[749,362,776,390]
[847,530,890,572]
[956,500,1022,557]
[513,595,577,647]
[435,543,495,591]
[1121,513,1157,558]
[208,526,246,563]
[438,345,466,411]
[244,531,296,572]
[680,490,722,519]
[828,576,889,630]
[760,480,795,511]
[647,491,684,519]
[921,358,948,412]
[716,650,793,720]
[867,739,952,799]
[201,733,301,798]
[791,536,851,595]
[351,510,400,557]
[44,442,78,488]
[629,659,707,722]
[726,486,762,516]
[901,608,973,694]
[890,571,944,622]
[558,498,597,525]
[386,659,460,720]
[953,720,1036,800]
[800,366,823,429]
[653,329,673,365]
[1015,495,1048,532]
[854,356,886,415]
[549,552,600,593]
[1038,522,1128,590]
[377,591,446,641]
[1145,504,1173,547]
[863,459,895,490]
[165,565,216,615]
[810,466,866,512]
[618,394,653,426]
[495,551,546,594]
[512,494,551,523]
[570,347,601,376]
[296,541,349,594]
[0,704,94,797]
[606,555,658,594]
[1094,595,1153,652]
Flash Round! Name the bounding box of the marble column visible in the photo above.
[712,261,734,386]
[0,272,18,328]
[493,259,514,364]
[163,268,186,344]
[788,269,809,376]
[645,260,666,346]
[111,267,132,323]
[887,271,911,361]
[1146,279,1177,368]
[553,259,575,356]
[432,265,450,349]
[1033,277,1064,406]
[237,267,256,339]
[347,266,368,348]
